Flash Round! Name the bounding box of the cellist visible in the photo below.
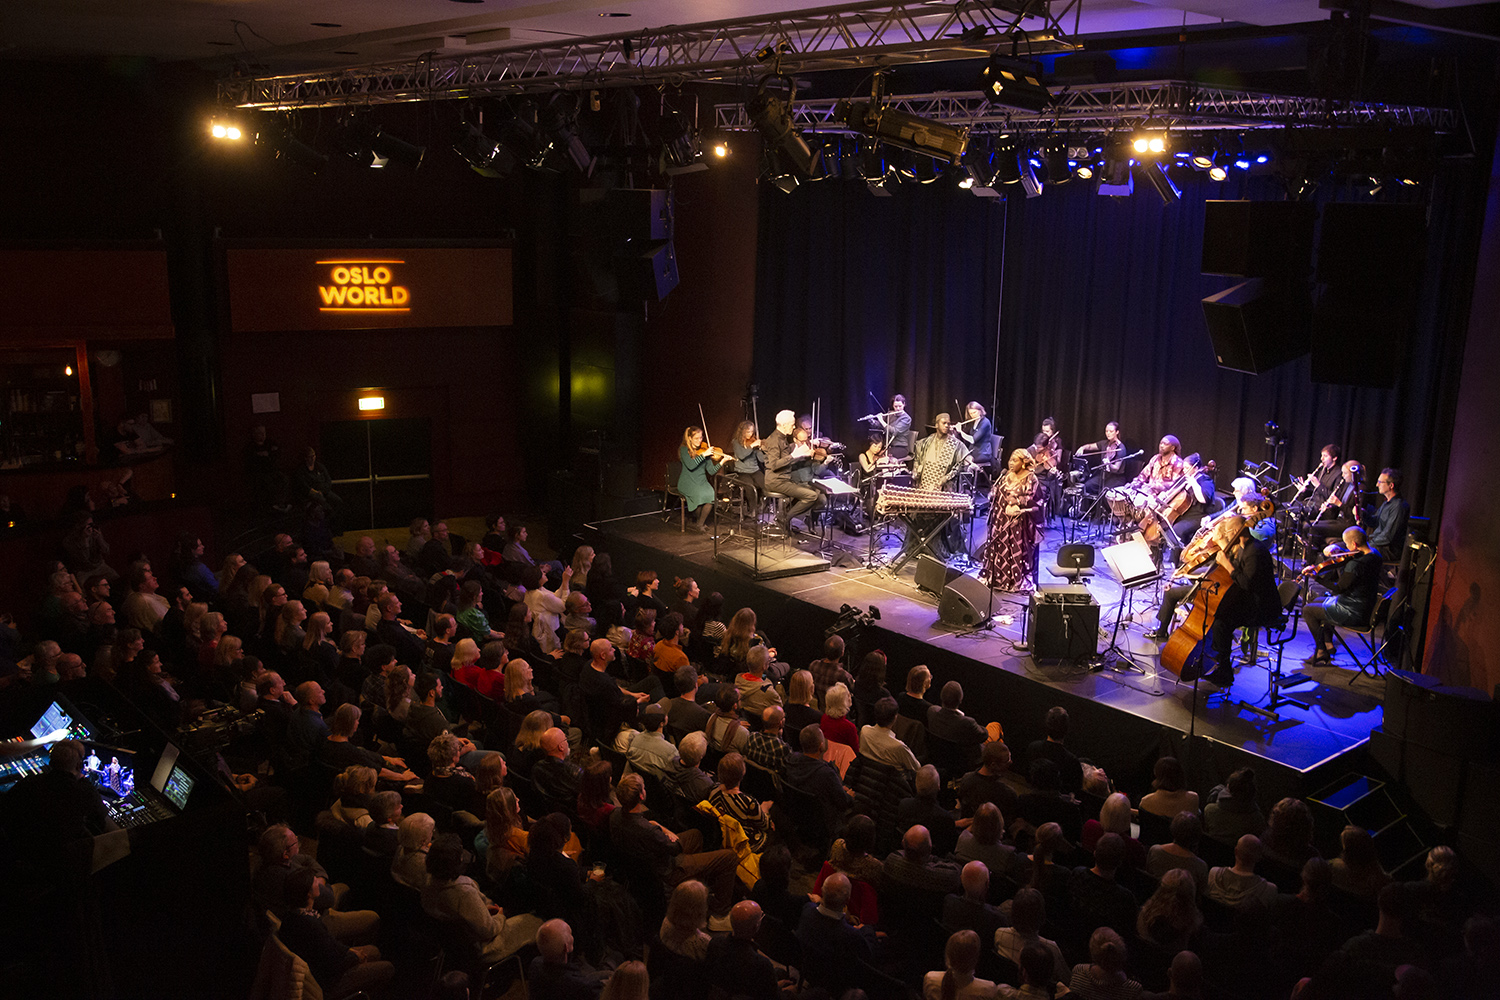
[1146,494,1283,687]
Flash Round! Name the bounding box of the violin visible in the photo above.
[692,442,727,462]
[1300,547,1362,578]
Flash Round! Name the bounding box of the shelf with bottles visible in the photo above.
[2,352,88,469]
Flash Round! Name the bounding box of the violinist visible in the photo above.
[678,426,733,533]
[1077,421,1131,494]
[1304,460,1364,561]
[1029,417,1065,518]
[1147,495,1281,687]
[764,409,824,536]
[1300,526,1383,665]
[956,401,997,469]
[1134,435,1185,493]
[731,420,767,514]
[1168,453,1217,548]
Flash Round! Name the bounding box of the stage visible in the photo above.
[585,505,1389,802]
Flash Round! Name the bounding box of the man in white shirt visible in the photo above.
[858,696,919,772]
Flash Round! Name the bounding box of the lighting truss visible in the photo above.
[218,1,1079,110]
[713,82,1459,136]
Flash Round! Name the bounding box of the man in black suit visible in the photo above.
[706,901,790,1000]
[795,872,878,989]
[1025,706,1083,795]
[927,680,987,770]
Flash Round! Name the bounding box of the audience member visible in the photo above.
[1146,811,1209,892]
[1139,757,1199,818]
[1205,834,1277,910]
[1025,707,1083,796]
[885,824,963,896]
[923,930,997,1000]
[943,860,1006,944]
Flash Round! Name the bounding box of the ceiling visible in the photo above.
[0,0,1485,76]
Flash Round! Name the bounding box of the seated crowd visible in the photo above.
[0,513,1494,1000]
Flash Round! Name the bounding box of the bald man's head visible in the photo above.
[821,872,851,912]
[588,639,613,665]
[535,919,573,963]
[961,860,990,900]
[761,705,784,732]
[730,900,764,939]
[903,824,933,859]
[542,728,569,759]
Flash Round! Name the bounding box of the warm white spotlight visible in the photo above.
[1076,165,1094,180]
[211,124,227,138]
[1132,137,1149,154]
[1209,165,1228,181]
[1148,137,1165,154]
[226,126,242,140]
[358,396,385,411]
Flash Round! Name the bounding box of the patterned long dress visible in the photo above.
[980,473,1044,591]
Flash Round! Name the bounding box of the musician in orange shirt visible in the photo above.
[1134,435,1185,492]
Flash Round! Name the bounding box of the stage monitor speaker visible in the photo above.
[937,573,995,627]
[915,555,963,595]
[1201,277,1312,374]
[1201,200,1315,277]
[1316,203,1426,292]
[1030,593,1100,660]
[616,240,679,303]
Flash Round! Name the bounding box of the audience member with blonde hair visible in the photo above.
[659,880,712,960]
[924,930,996,1000]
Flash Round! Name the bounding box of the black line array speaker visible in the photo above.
[915,555,963,595]
[1311,203,1427,388]
[617,240,679,303]
[937,573,995,627]
[606,188,674,242]
[1030,591,1100,660]
[1201,200,1316,277]
[1201,277,1312,374]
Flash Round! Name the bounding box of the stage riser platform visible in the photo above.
[585,513,1384,802]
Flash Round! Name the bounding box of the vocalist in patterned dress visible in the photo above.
[979,449,1045,592]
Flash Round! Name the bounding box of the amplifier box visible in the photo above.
[1036,584,1092,604]
[1031,590,1100,660]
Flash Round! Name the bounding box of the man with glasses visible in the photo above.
[1367,469,1410,559]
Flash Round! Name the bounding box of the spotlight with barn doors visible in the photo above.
[979,55,1052,113]
[210,117,245,141]
[747,74,821,189]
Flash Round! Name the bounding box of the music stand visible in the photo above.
[1098,535,1159,673]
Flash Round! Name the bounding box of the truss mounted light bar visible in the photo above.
[218,1,1080,110]
[713,82,1460,136]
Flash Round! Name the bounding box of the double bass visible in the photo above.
[1158,498,1275,679]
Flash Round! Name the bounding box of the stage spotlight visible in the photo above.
[1234,158,1252,171]
[980,56,1052,112]
[991,134,1022,185]
[210,117,245,141]
[1131,126,1169,156]
[1366,175,1383,195]
[537,95,594,176]
[1039,136,1071,184]
[255,119,330,172]
[1075,164,1094,180]
[712,138,730,158]
[1140,161,1181,205]
[1208,164,1228,181]
[1096,137,1132,196]
[369,126,425,169]
[453,122,514,177]
[747,75,821,181]
[659,107,709,176]
[833,99,968,165]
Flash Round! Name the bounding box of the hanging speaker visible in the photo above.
[1202,277,1312,374]
[1201,200,1315,278]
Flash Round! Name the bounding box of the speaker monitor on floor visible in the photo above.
[1030,590,1100,660]
[915,555,963,595]
[1201,277,1312,375]
[937,573,996,627]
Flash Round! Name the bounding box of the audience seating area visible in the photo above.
[0,506,1495,1000]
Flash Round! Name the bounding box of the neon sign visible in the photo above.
[317,259,411,313]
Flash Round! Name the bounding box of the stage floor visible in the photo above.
[592,508,1385,775]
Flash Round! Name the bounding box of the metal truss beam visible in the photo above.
[218,1,1080,110]
[713,81,1458,135]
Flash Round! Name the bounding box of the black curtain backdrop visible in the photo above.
[753,167,1484,519]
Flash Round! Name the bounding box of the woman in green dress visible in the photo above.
[678,426,732,532]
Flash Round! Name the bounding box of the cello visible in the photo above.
[1158,497,1274,679]
[1140,460,1215,547]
